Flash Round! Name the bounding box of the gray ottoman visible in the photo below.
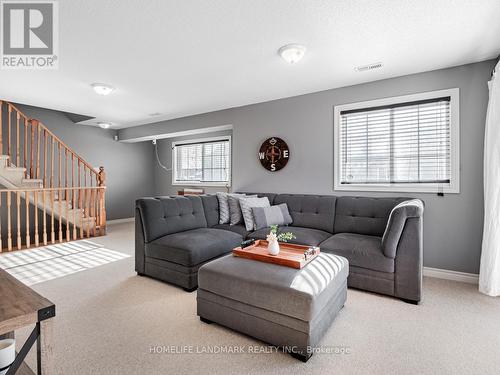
[197,253,348,362]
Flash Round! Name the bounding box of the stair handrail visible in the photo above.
[3,101,101,181]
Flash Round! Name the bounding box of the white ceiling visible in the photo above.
[1,0,499,129]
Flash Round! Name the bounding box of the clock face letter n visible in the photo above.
[258,137,290,172]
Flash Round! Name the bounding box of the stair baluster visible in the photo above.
[25,190,30,248]
[7,192,12,251]
[42,189,47,246]
[7,106,11,165]
[16,191,21,250]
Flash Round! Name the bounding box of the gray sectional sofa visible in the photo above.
[135,193,424,303]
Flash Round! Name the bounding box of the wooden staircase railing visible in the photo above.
[0,100,106,252]
[0,187,106,251]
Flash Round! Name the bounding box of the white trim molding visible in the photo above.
[423,267,478,284]
[119,124,233,143]
[107,217,135,225]
[333,88,460,194]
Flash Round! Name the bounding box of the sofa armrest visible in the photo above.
[381,199,424,259]
[394,217,423,302]
[135,208,146,274]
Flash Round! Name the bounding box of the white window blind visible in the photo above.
[339,96,451,186]
[173,138,230,184]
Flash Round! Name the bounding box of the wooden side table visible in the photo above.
[0,269,55,375]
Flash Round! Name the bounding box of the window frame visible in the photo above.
[333,88,460,193]
[172,135,232,187]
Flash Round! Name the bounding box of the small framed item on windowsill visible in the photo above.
[177,188,204,196]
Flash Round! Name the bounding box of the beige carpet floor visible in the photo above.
[13,222,500,375]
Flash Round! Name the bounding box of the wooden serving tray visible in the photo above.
[232,240,320,269]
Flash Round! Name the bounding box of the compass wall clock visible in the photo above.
[258,137,290,172]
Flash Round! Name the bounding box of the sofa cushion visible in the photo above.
[250,226,331,246]
[273,194,336,233]
[237,192,277,205]
[239,196,271,231]
[145,228,242,267]
[217,193,245,224]
[228,194,257,225]
[200,195,220,227]
[334,197,408,237]
[136,196,207,242]
[252,204,293,230]
[320,233,394,273]
[212,224,250,238]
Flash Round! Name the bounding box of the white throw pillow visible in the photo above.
[239,196,271,231]
[217,192,245,224]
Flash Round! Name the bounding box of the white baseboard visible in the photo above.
[423,267,479,284]
[107,217,134,225]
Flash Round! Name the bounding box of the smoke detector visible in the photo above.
[355,62,383,72]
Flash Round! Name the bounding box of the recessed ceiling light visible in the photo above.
[149,112,162,117]
[98,122,112,129]
[278,44,306,64]
[91,83,115,96]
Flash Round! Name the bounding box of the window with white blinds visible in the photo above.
[172,137,231,186]
[334,89,459,193]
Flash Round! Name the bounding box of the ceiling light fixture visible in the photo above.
[278,44,306,64]
[91,83,115,96]
[98,122,112,129]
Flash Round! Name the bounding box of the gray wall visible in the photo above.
[120,60,496,274]
[153,130,232,196]
[15,105,155,220]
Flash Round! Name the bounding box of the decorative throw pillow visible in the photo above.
[228,194,257,225]
[239,196,271,231]
[252,203,293,230]
[217,192,245,224]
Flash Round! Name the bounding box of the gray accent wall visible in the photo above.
[15,105,155,220]
[120,59,496,274]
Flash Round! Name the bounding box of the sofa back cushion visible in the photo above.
[273,194,336,233]
[237,192,277,205]
[136,196,207,242]
[200,195,219,227]
[334,197,408,237]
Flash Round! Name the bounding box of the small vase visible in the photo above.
[0,339,15,375]
[268,240,280,256]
